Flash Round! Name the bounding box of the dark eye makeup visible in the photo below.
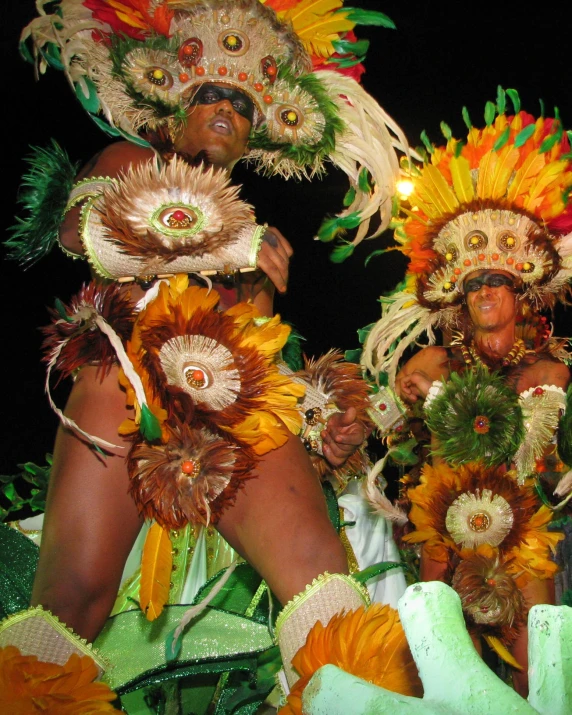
[464,272,515,293]
[191,83,255,123]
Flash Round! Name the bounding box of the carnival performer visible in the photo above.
[0,1,417,711]
[362,87,572,697]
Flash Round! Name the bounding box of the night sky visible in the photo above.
[3,2,572,474]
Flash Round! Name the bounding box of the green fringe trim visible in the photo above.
[6,141,79,266]
[425,367,525,467]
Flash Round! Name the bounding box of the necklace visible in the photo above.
[460,338,527,369]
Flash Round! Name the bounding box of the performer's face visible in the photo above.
[464,270,518,331]
[175,83,253,168]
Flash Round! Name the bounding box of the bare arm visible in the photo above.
[59,141,155,255]
[395,346,450,403]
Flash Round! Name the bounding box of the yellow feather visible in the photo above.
[488,146,519,200]
[449,155,475,205]
[506,152,546,203]
[282,0,354,58]
[482,634,523,670]
[139,522,173,622]
[417,164,459,216]
[524,159,568,212]
[476,151,497,199]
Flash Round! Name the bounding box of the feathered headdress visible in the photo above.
[363,87,572,385]
[21,0,412,255]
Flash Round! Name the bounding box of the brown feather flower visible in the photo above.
[451,552,526,646]
[0,646,119,713]
[127,278,304,455]
[295,350,373,485]
[128,419,254,528]
[279,604,422,715]
[41,282,134,381]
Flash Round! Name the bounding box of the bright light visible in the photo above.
[396,179,414,199]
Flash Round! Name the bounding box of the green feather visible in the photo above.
[54,298,74,323]
[358,168,371,192]
[332,38,370,57]
[281,323,306,372]
[317,212,361,242]
[5,141,79,266]
[344,348,362,364]
[440,121,452,141]
[540,126,562,154]
[506,88,521,114]
[341,9,396,29]
[343,186,356,207]
[420,130,432,154]
[356,323,374,345]
[329,56,362,68]
[496,86,506,115]
[74,78,100,114]
[89,114,122,138]
[484,100,496,126]
[425,367,525,467]
[139,405,162,442]
[557,384,572,464]
[454,140,465,158]
[364,247,393,267]
[330,241,355,263]
[493,126,510,152]
[539,98,546,117]
[353,561,404,585]
[462,106,472,130]
[514,124,536,147]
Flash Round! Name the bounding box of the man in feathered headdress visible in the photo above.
[362,87,572,696]
[1,1,417,710]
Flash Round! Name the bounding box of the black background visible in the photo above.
[3,2,572,474]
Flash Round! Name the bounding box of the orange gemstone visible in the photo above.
[192,369,204,381]
[506,257,514,265]
[263,94,273,104]
[464,259,472,266]
[454,267,461,275]
[181,460,196,475]
[196,66,205,76]
[238,72,248,82]
[218,66,228,76]
[253,82,263,92]
[179,72,189,82]
[478,253,485,261]
[492,253,499,261]
[515,263,523,270]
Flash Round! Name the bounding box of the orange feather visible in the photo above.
[139,522,173,621]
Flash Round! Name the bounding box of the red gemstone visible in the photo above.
[534,387,544,396]
[238,72,248,82]
[379,403,387,411]
[192,369,204,381]
[181,460,196,475]
[172,210,186,222]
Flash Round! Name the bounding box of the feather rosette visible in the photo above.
[404,461,563,584]
[98,159,256,260]
[295,349,373,485]
[451,553,526,649]
[126,277,305,454]
[128,419,254,528]
[0,646,119,713]
[280,603,422,714]
[424,367,525,467]
[42,282,135,381]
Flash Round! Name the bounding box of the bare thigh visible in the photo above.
[31,366,143,641]
[216,433,348,605]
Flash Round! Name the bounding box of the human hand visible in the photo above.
[256,227,293,294]
[321,407,366,468]
[397,370,434,403]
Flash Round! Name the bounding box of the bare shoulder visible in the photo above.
[79,141,155,180]
[520,356,571,391]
